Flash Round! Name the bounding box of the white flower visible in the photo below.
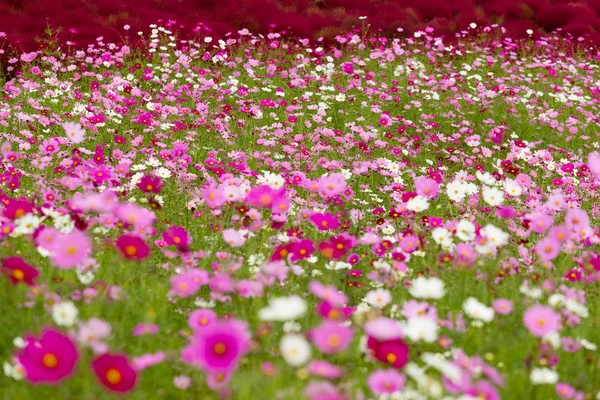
[548,294,566,308]
[54,214,75,233]
[12,214,41,236]
[403,316,439,343]
[456,220,476,241]
[76,270,95,285]
[482,185,504,207]
[463,297,495,322]
[409,277,446,299]
[280,334,311,366]
[421,352,462,383]
[51,301,79,327]
[155,167,171,179]
[579,338,597,351]
[565,299,589,318]
[530,368,558,384]
[283,321,302,333]
[504,179,522,197]
[431,227,452,246]
[542,332,561,350]
[476,171,496,185]
[3,361,24,380]
[258,296,307,321]
[446,181,467,202]
[406,195,429,213]
[364,289,392,308]
[326,261,352,270]
[480,224,509,247]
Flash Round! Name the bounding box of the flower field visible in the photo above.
[1,23,600,399]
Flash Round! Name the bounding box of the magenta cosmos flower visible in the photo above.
[523,304,561,337]
[115,234,150,260]
[50,230,92,269]
[181,319,251,373]
[17,329,79,384]
[92,353,137,393]
[2,256,38,286]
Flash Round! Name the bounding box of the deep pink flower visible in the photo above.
[162,226,190,251]
[310,212,340,231]
[181,319,251,373]
[17,329,79,384]
[2,256,38,286]
[92,353,137,393]
[137,175,163,194]
[116,234,150,260]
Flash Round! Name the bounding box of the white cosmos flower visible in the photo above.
[280,334,311,366]
[431,227,452,246]
[406,195,429,213]
[446,181,468,202]
[258,295,307,321]
[530,368,558,384]
[480,224,509,247]
[504,178,523,196]
[364,289,392,308]
[476,171,496,185]
[12,214,42,236]
[456,220,476,241]
[482,185,504,207]
[408,277,446,299]
[463,297,495,322]
[403,316,439,343]
[51,301,79,327]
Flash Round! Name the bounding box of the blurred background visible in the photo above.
[1,0,600,50]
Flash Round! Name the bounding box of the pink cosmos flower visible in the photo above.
[162,226,190,251]
[222,228,247,247]
[523,304,561,337]
[170,270,207,298]
[17,328,79,384]
[174,375,191,389]
[132,352,165,370]
[309,281,348,306]
[63,122,86,144]
[181,319,251,373]
[364,318,403,342]
[202,183,227,208]
[188,309,217,332]
[309,320,353,354]
[50,230,92,269]
[132,323,160,336]
[565,209,590,232]
[368,369,406,394]
[309,212,340,231]
[307,360,344,379]
[535,237,560,261]
[304,381,345,400]
[114,202,156,228]
[245,185,280,208]
[77,318,111,354]
[492,299,514,315]
[414,176,439,199]
[92,353,137,393]
[317,173,346,198]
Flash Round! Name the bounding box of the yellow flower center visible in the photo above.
[42,353,58,368]
[106,368,122,384]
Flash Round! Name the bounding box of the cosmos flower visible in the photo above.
[17,329,79,384]
[1,256,38,286]
[92,353,137,393]
[116,234,150,260]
